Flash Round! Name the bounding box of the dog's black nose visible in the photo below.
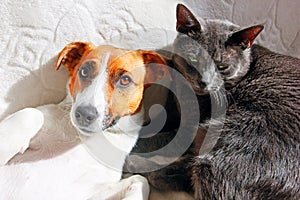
[75,105,98,127]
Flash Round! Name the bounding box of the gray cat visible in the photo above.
[125,4,300,198]
[172,4,300,199]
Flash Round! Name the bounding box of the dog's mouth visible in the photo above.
[101,115,120,131]
[74,114,120,136]
[77,127,95,135]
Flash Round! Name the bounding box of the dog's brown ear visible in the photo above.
[55,42,96,74]
[139,50,172,85]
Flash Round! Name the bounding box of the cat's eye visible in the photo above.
[189,57,198,64]
[217,64,229,70]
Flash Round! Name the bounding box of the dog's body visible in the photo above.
[0,104,146,200]
[0,43,170,199]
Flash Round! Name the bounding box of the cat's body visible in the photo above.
[187,43,300,199]
[125,4,300,199]
[173,4,300,199]
[192,43,300,199]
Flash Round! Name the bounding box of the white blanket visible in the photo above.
[0,0,177,120]
[1,0,298,121]
[0,0,297,199]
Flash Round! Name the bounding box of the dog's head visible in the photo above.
[56,42,170,135]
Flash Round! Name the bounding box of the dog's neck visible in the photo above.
[104,109,144,152]
[60,80,169,171]
[78,107,144,171]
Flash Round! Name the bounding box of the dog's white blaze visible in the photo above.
[71,53,111,132]
[93,52,111,109]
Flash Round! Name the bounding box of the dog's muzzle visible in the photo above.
[75,105,99,128]
[73,104,118,134]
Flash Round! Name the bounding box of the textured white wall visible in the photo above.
[0,0,299,119]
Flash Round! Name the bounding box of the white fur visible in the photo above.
[0,102,149,200]
[0,108,44,165]
[227,48,251,80]
[0,54,149,200]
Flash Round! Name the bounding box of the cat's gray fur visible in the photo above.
[172,4,300,199]
[125,4,300,199]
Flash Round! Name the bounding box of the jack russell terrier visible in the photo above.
[0,42,171,199]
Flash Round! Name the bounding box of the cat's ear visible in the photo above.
[226,25,264,50]
[176,4,201,34]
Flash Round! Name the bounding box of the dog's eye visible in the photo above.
[79,63,94,80]
[117,75,132,88]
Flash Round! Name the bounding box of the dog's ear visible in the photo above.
[138,50,172,85]
[55,42,96,74]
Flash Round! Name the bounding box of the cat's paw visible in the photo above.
[146,160,193,192]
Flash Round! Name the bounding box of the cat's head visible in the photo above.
[173,4,263,89]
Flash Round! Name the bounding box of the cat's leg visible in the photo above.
[0,108,44,165]
[125,151,194,192]
[145,155,194,192]
[141,128,207,192]
[191,156,215,200]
